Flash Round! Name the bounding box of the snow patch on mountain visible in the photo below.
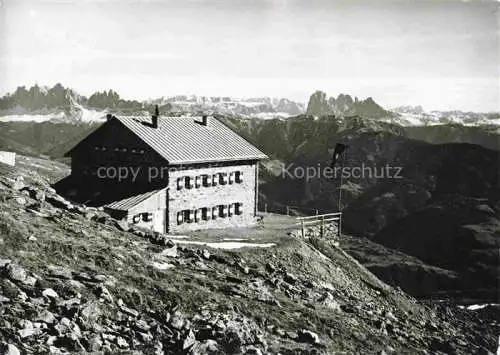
[0,113,65,123]
[149,95,305,118]
[389,106,500,127]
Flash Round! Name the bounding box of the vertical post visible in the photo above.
[320,215,324,237]
[264,203,267,214]
[301,219,305,239]
[338,214,342,239]
[337,146,349,236]
[286,206,289,216]
[315,209,318,215]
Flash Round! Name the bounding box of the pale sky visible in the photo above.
[0,0,499,111]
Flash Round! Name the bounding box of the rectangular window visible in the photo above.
[235,171,243,183]
[177,212,183,225]
[143,212,153,222]
[229,172,235,184]
[219,173,228,185]
[219,205,228,218]
[195,176,202,188]
[235,202,243,215]
[202,174,211,187]
[133,215,141,223]
[185,176,193,189]
[182,210,190,223]
[201,207,210,221]
[177,177,184,190]
[212,174,218,186]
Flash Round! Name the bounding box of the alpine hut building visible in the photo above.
[58,110,268,234]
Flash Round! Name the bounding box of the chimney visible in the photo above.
[106,113,113,121]
[201,114,209,126]
[152,105,159,128]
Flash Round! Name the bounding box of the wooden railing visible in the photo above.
[259,202,322,216]
[296,212,342,239]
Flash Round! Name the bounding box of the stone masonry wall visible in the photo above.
[167,163,257,233]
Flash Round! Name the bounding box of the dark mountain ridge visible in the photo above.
[306,91,393,118]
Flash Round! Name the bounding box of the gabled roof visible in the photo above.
[66,115,268,165]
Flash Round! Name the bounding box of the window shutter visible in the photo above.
[202,175,211,187]
[195,176,202,188]
[236,171,243,183]
[177,177,184,190]
[188,210,195,222]
[177,212,183,224]
[212,207,218,219]
[212,174,218,186]
[195,209,201,222]
[220,173,228,185]
[229,172,234,184]
[228,204,234,216]
[222,205,228,217]
[235,203,243,215]
[133,215,141,223]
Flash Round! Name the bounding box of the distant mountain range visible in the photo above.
[0,84,499,127]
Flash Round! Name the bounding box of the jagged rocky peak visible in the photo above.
[306,90,391,118]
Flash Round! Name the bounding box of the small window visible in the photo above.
[94,146,100,151]
[132,215,141,223]
[177,212,183,225]
[101,146,107,152]
[219,205,228,218]
[121,148,127,152]
[184,176,191,189]
[212,206,218,219]
[202,175,211,187]
[212,174,218,186]
[177,177,184,190]
[182,210,191,223]
[202,207,210,221]
[195,209,202,222]
[219,173,228,185]
[114,147,120,152]
[235,171,243,183]
[143,212,153,222]
[131,148,137,153]
[188,210,195,223]
[195,176,202,188]
[139,149,145,154]
[235,202,243,215]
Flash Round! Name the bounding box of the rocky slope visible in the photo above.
[0,156,498,354]
[0,113,498,302]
